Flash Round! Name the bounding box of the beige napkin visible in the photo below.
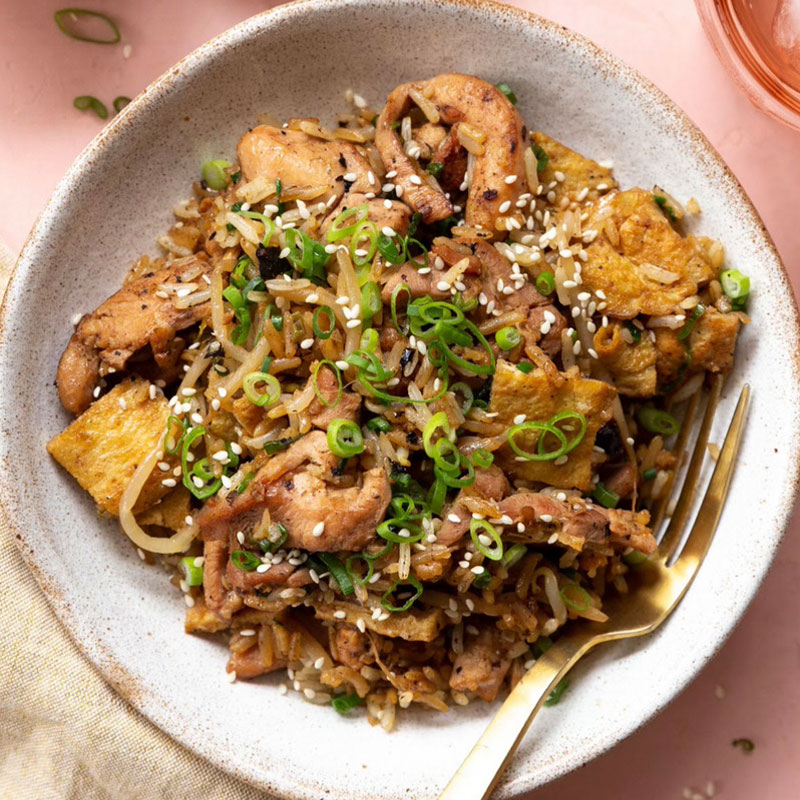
[0,242,273,800]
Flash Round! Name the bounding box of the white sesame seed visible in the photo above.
[513,413,526,425]
[554,455,568,466]
[504,174,517,184]
[314,656,325,670]
[436,280,451,292]
[191,412,203,424]
[335,360,349,370]
[458,560,470,569]
[211,398,221,411]
[588,348,599,359]
[343,172,358,182]
[236,531,245,544]
[118,398,127,410]
[161,478,177,488]
[382,226,396,237]
[382,183,395,193]
[312,521,325,537]
[93,386,101,398]
[540,514,553,523]
[556,492,567,502]
[573,339,582,355]
[547,533,559,544]
[184,594,195,608]
[356,618,366,633]
[346,319,361,329]
[447,513,461,524]
[409,175,422,185]
[217,387,227,398]
[212,450,229,462]
[498,200,511,213]
[333,610,347,619]
[300,338,314,349]
[470,565,485,575]
[136,548,146,561]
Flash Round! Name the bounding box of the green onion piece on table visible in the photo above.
[73,95,108,119]
[112,95,131,113]
[494,82,518,105]
[54,8,120,43]
[327,419,364,458]
[332,693,365,715]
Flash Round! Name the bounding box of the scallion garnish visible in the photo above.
[55,8,120,43]
[494,82,518,105]
[381,574,423,612]
[327,203,369,242]
[496,326,521,351]
[327,419,364,458]
[231,550,261,571]
[284,228,330,285]
[318,553,355,596]
[361,280,381,322]
[471,448,494,469]
[544,677,569,706]
[622,550,648,566]
[532,143,549,172]
[624,320,642,343]
[678,304,705,341]
[331,693,365,715]
[349,220,379,269]
[426,161,444,178]
[112,95,131,113]
[653,194,677,222]
[258,522,288,553]
[73,95,108,119]
[642,467,657,482]
[179,556,203,587]
[265,303,284,332]
[264,436,300,455]
[535,271,556,296]
[423,412,454,458]
[534,636,553,656]
[237,472,256,494]
[312,360,342,409]
[720,268,750,310]
[181,427,222,500]
[560,583,592,612]
[470,518,504,561]
[517,361,534,374]
[376,232,406,265]
[164,415,188,455]
[366,416,391,433]
[242,371,281,408]
[636,407,679,436]
[312,306,336,340]
[202,159,231,191]
[591,482,620,509]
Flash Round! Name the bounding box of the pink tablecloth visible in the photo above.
[0,1,798,798]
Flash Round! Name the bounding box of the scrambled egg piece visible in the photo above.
[593,322,657,397]
[47,377,174,516]
[582,188,714,317]
[532,131,617,207]
[489,361,616,491]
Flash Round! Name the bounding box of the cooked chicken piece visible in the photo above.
[184,595,230,634]
[438,465,510,545]
[581,188,715,318]
[320,192,411,239]
[380,263,454,304]
[531,132,617,208]
[333,625,372,670]
[604,463,637,499]
[198,430,391,553]
[489,360,617,491]
[413,122,448,159]
[202,538,243,617]
[654,307,742,384]
[376,74,527,234]
[313,600,445,642]
[228,646,288,680]
[304,362,361,431]
[471,239,544,311]
[593,321,657,397]
[47,377,175,516]
[56,255,212,414]
[226,562,312,593]
[429,126,468,194]
[522,304,567,357]
[226,618,302,679]
[499,492,656,554]
[449,625,513,702]
[237,125,377,205]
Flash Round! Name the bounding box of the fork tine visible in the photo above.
[672,383,750,567]
[658,374,724,561]
[650,389,703,534]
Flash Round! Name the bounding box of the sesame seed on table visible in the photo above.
[0,0,798,798]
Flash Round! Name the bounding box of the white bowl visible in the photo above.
[2,1,799,797]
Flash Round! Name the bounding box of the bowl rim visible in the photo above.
[3,0,800,797]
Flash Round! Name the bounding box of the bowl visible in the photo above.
[2,1,799,797]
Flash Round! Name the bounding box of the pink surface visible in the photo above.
[0,1,798,798]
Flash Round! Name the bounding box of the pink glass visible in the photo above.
[696,0,800,130]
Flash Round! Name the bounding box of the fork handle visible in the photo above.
[438,635,593,800]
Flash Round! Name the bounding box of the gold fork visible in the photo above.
[439,378,750,800]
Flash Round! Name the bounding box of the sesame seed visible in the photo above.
[343,172,358,182]
[458,560,470,569]
[300,338,314,349]
[547,533,559,544]
[184,594,195,607]
[336,295,350,306]
[118,398,127,410]
[217,387,228,398]
[333,610,347,619]
[136,548,146,560]
[588,348,598,359]
[356,618,366,633]
[436,280,450,292]
[556,492,567,501]
[149,385,157,400]
[191,412,203,424]
[314,657,325,670]
[409,174,422,185]
[161,478,177,488]
[498,200,511,213]
[504,174,517,184]
[540,514,553,523]
[306,292,319,303]
[382,226,396,237]
[513,413,526,425]
[517,522,525,533]
[554,455,568,466]
[212,450,229,462]
[93,386,101,398]
[573,340,582,355]
[211,398,221,411]
[278,684,288,695]
[312,521,325,537]
[447,513,461,524]
[470,565,485,575]
[382,183,395,193]
[279,247,290,259]
[226,670,237,683]
[346,319,361,328]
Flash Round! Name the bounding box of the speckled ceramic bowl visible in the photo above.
[1,0,798,797]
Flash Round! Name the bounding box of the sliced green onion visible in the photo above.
[391,282,411,334]
[532,143,549,172]
[55,8,120,43]
[678,304,705,340]
[73,95,108,119]
[642,467,657,482]
[501,543,527,569]
[361,281,381,322]
[112,95,131,113]
[366,416,391,433]
[544,677,569,706]
[560,583,592,612]
[471,448,494,469]
[624,321,642,344]
[377,518,424,544]
[435,456,475,489]
[243,371,281,408]
[432,437,461,474]
[180,556,203,587]
[284,228,330,285]
[496,326,521,351]
[164,415,188,455]
[381,574,423,612]
[377,233,406,265]
[327,419,364,458]
[312,306,336,339]
[427,161,444,178]
[405,238,429,269]
[265,303,284,332]
[318,553,354,596]
[535,271,556,296]
[312,360,342,409]
[449,382,474,415]
[222,285,252,346]
[360,327,379,353]
[636,407,679,436]
[494,82,518,105]
[470,518,504,561]
[237,472,256,494]
[423,412,454,458]
[517,361,534,374]
[264,435,300,455]
[345,553,375,587]
[546,412,587,456]
[622,550,648,566]
[471,571,492,589]
[349,220,379,270]
[508,421,567,462]
[720,268,750,309]
[534,636,553,656]
[331,693,365,715]
[653,194,677,222]
[181,427,221,500]
[231,550,261,571]
[592,482,620,509]
[326,203,369,242]
[202,159,231,191]
[238,210,276,246]
[428,476,448,515]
